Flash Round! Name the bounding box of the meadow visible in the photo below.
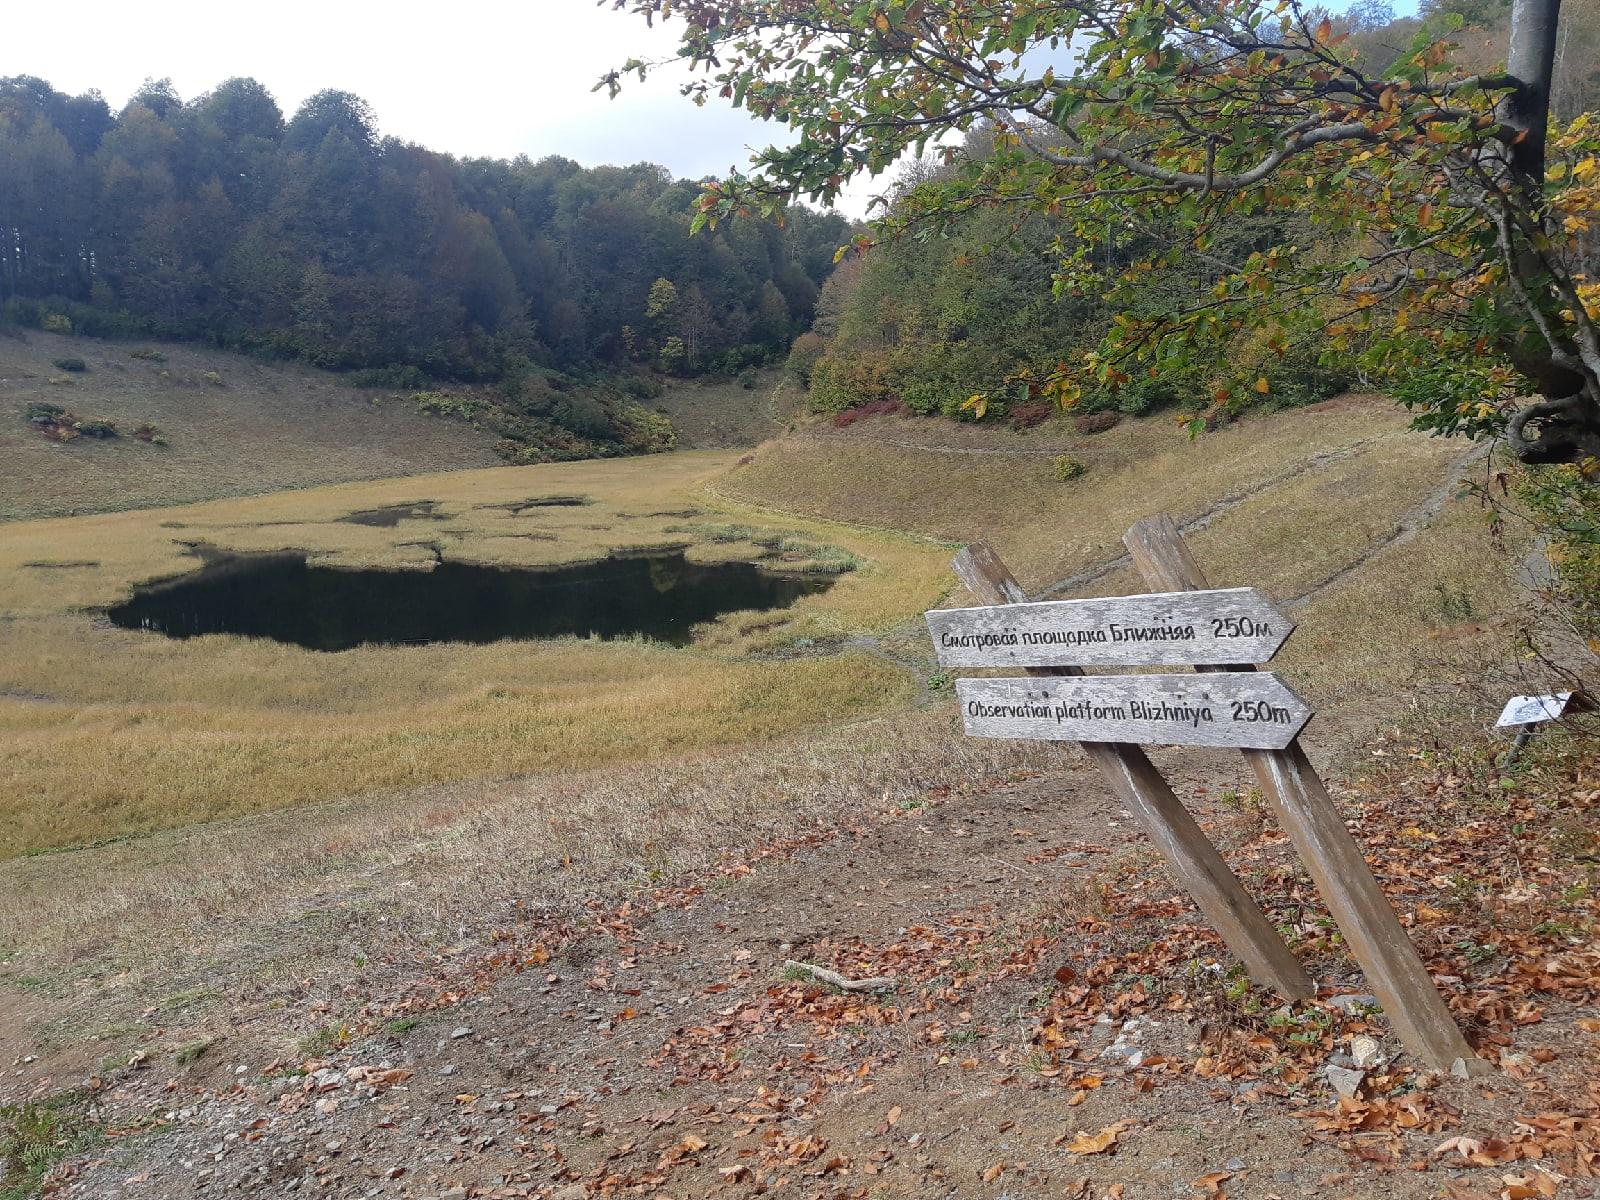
[0,450,953,858]
[0,330,504,521]
[0,382,1537,1067]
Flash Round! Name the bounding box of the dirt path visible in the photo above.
[41,745,1589,1200]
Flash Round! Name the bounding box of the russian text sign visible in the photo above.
[956,673,1312,749]
[926,587,1293,669]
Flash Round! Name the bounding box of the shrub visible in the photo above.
[737,367,759,390]
[129,348,166,363]
[1053,454,1086,482]
[1008,402,1053,430]
[203,370,224,387]
[73,418,117,439]
[415,390,483,420]
[549,392,613,440]
[658,336,688,374]
[618,373,662,401]
[132,423,166,445]
[41,313,72,335]
[23,402,64,425]
[1080,373,1192,417]
[831,398,907,427]
[52,357,86,373]
[1075,410,1122,434]
[785,331,826,385]
[617,403,676,453]
[1256,345,1353,409]
[347,364,429,389]
[808,352,898,414]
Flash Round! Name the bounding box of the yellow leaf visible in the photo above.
[1314,15,1332,42]
[1254,377,1270,394]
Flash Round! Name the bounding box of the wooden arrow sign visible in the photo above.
[956,672,1312,749]
[926,587,1294,669]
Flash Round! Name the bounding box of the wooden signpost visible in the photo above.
[927,587,1294,669]
[957,671,1312,749]
[928,518,1488,1074]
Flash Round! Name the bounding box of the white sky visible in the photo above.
[1,0,889,217]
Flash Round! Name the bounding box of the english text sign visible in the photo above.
[956,672,1312,749]
[926,587,1293,669]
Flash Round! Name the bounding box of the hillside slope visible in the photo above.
[0,331,504,521]
[5,397,1594,1200]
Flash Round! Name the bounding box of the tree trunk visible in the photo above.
[1503,0,1563,189]
[1497,0,1600,465]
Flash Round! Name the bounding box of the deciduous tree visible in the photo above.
[606,0,1600,467]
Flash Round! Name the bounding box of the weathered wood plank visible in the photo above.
[1123,512,1489,1073]
[957,672,1311,749]
[948,543,1315,1000]
[927,588,1294,668]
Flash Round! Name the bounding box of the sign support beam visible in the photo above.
[952,542,1315,1001]
[1123,514,1489,1074]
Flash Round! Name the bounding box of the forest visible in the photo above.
[0,76,849,386]
[795,0,1600,430]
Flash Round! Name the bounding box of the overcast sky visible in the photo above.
[2,1,890,216]
[5,0,1404,219]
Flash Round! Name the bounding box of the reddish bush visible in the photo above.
[1008,402,1054,430]
[831,398,907,427]
[1074,410,1122,434]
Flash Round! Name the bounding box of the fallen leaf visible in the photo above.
[1192,1170,1232,1196]
[1434,1136,1485,1162]
[1066,1120,1136,1156]
[982,1161,1006,1182]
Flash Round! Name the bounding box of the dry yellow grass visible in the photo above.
[0,329,503,520]
[0,706,1060,1048]
[717,397,1463,596]
[0,451,953,857]
[0,395,1544,1068]
[720,400,1525,717]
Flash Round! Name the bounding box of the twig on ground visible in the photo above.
[784,960,897,992]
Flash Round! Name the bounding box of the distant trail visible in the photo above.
[1279,442,1488,609]
[737,429,1486,692]
[797,425,1087,458]
[1031,438,1385,600]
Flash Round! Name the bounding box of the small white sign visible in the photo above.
[1495,692,1575,728]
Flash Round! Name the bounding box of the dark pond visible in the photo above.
[107,550,834,652]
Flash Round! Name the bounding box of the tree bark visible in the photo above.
[1502,0,1564,188]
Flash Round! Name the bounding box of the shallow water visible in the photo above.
[107,549,833,652]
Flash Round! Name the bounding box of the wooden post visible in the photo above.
[1123,514,1489,1073]
[953,543,1315,1001]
